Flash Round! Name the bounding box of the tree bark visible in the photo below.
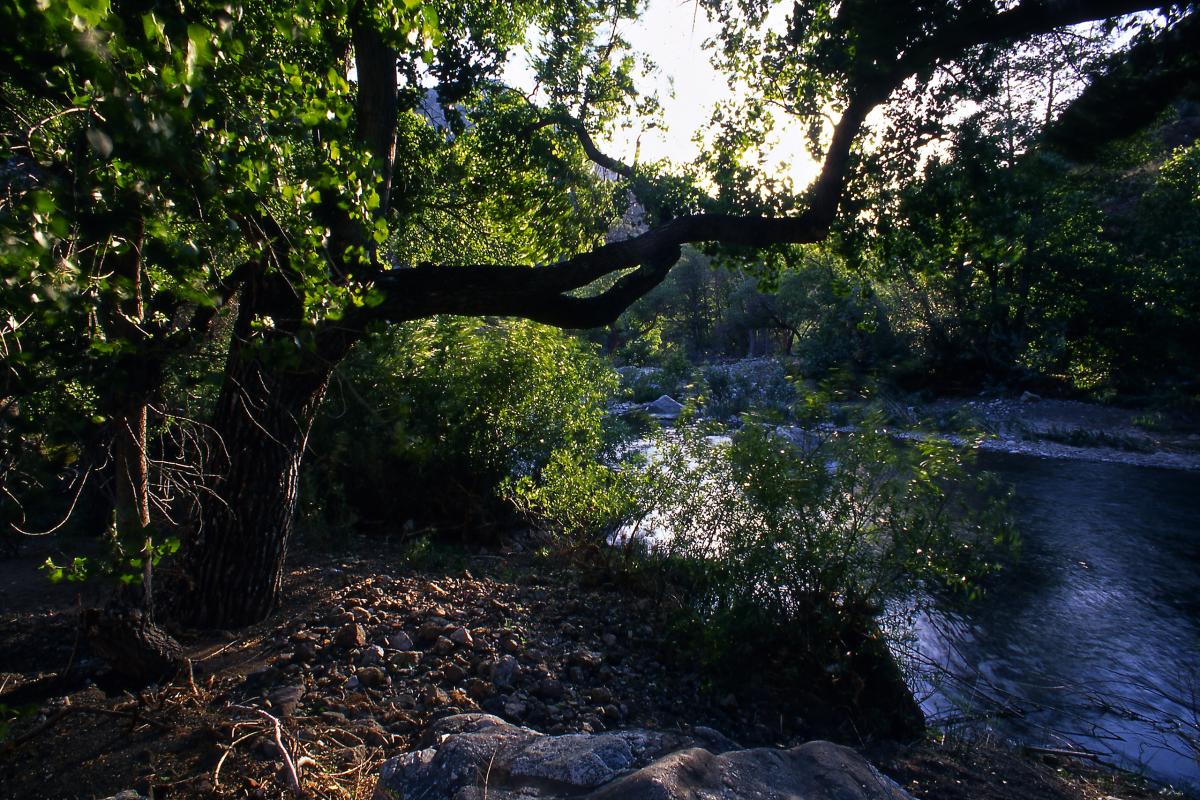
[173,349,331,628]
[171,282,338,628]
[105,216,156,614]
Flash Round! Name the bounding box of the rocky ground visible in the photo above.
[0,535,1185,799]
[617,358,1200,470]
[902,394,1200,470]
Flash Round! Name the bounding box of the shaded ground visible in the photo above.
[0,535,1186,800]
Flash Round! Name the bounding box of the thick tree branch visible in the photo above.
[521,111,635,179]
[1046,11,1200,156]
[892,0,1171,80]
[339,0,1174,334]
[352,10,399,213]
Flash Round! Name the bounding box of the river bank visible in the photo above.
[0,535,1184,799]
[616,358,1200,470]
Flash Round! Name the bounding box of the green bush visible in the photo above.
[505,447,656,549]
[643,419,1013,736]
[299,317,620,541]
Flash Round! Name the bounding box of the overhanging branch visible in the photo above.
[337,0,1174,334]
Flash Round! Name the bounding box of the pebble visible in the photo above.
[492,655,520,689]
[442,664,468,684]
[334,622,367,648]
[504,698,527,719]
[357,667,387,687]
[359,645,385,666]
[535,678,565,700]
[390,651,422,667]
[268,684,305,717]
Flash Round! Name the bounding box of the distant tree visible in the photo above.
[838,19,1200,392]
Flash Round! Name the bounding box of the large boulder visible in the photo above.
[373,714,912,800]
[645,395,684,419]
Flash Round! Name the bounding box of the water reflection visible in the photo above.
[911,452,1200,790]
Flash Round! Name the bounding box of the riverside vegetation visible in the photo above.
[3,0,1200,797]
[2,315,1185,799]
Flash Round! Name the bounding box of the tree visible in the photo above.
[834,15,1200,392]
[1,0,1190,627]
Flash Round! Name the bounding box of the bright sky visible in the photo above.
[504,0,825,189]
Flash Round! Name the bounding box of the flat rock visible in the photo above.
[267,684,305,717]
[373,715,911,800]
[588,740,912,800]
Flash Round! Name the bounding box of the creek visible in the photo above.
[910,451,1200,790]
[620,430,1200,789]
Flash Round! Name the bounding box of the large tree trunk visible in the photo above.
[106,215,156,612]
[168,270,344,629]
[172,339,332,628]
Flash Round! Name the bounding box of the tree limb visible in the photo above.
[343,0,1173,332]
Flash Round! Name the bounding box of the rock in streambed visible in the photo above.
[373,713,912,800]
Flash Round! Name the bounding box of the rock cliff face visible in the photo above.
[374,713,913,800]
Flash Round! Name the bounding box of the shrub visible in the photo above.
[643,418,1013,737]
[504,447,656,551]
[299,317,619,541]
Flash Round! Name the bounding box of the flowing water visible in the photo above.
[620,434,1200,788]
[910,452,1200,790]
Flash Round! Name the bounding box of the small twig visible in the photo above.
[185,659,200,700]
[213,730,260,788]
[257,709,304,797]
[2,707,71,750]
[1023,745,1107,763]
[481,749,497,800]
[194,637,242,662]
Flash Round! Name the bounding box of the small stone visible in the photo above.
[587,687,613,704]
[357,667,387,687]
[417,619,451,642]
[268,684,305,717]
[390,651,422,668]
[387,631,414,650]
[503,698,527,719]
[335,623,367,649]
[535,679,565,700]
[420,686,449,707]
[442,664,468,684]
[492,655,520,689]
[360,645,385,666]
[569,649,602,673]
[464,678,494,700]
[601,633,618,647]
[431,636,455,655]
[448,626,473,646]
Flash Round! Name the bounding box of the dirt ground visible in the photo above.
[0,534,1187,800]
